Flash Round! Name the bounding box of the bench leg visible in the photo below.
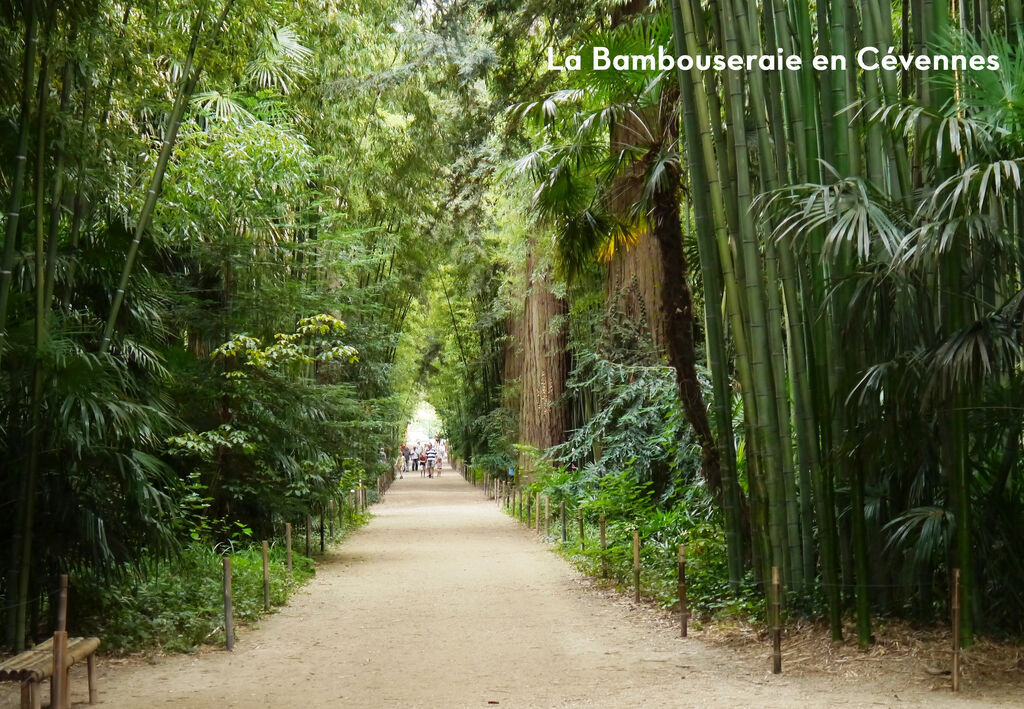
[87,654,97,704]
[20,680,41,709]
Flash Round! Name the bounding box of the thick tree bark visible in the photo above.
[608,117,667,353]
[649,175,722,501]
[515,240,569,482]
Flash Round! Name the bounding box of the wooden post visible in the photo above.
[329,499,335,538]
[262,541,270,611]
[952,568,961,692]
[545,496,550,537]
[578,509,585,551]
[87,652,97,704]
[285,523,293,579]
[560,500,567,542]
[600,516,607,578]
[526,493,532,527]
[51,574,69,709]
[633,530,641,603]
[305,514,312,556]
[678,544,688,637]
[56,573,67,631]
[771,566,782,674]
[223,556,235,651]
[535,493,541,530]
[320,509,325,552]
[51,630,67,709]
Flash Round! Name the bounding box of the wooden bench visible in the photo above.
[0,635,99,709]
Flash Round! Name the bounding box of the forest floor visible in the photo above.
[9,472,1024,708]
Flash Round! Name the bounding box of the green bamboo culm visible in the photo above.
[99,0,235,353]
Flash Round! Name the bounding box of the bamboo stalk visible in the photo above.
[0,2,37,345]
[99,0,237,352]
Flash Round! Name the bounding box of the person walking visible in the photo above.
[412,443,420,473]
[425,443,437,478]
[419,445,428,477]
[401,444,411,473]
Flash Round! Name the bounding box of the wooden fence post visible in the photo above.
[633,530,641,603]
[262,540,270,611]
[223,557,235,651]
[600,516,607,578]
[535,493,541,531]
[952,568,961,692]
[329,499,335,538]
[578,509,585,551]
[545,496,550,537]
[771,566,782,674]
[526,493,532,527]
[50,574,68,709]
[305,514,312,556]
[285,523,293,580]
[678,544,688,637]
[561,501,567,542]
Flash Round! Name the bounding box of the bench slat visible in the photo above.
[0,637,101,682]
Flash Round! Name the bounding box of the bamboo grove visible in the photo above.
[452,0,1024,649]
[667,0,1024,647]
[0,0,500,652]
[2,0,1024,657]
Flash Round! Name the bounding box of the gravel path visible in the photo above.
[25,472,1022,708]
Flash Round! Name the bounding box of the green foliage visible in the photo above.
[74,542,315,654]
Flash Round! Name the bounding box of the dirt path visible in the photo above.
[32,473,1023,707]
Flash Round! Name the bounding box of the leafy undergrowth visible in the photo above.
[531,510,766,625]
[73,516,370,655]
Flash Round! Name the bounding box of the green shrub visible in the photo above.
[74,542,315,654]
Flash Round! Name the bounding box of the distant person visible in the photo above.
[412,443,420,473]
[401,444,411,472]
[379,447,387,468]
[426,443,437,478]
[419,445,428,477]
[435,448,442,476]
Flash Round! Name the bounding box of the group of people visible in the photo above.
[399,439,446,478]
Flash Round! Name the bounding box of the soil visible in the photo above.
[8,472,1023,708]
